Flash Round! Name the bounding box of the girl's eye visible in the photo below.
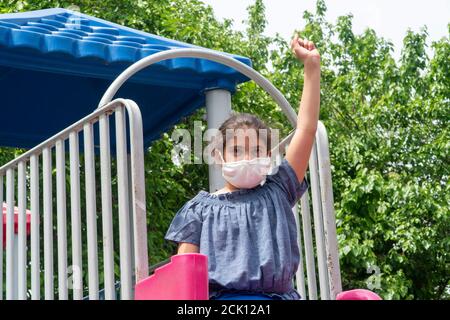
[250,147,261,158]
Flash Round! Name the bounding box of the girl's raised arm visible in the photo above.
[285,34,321,182]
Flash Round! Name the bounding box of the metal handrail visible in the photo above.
[0,98,148,300]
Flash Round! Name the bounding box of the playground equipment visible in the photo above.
[0,9,381,300]
[134,253,208,300]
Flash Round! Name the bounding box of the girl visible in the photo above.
[165,34,321,300]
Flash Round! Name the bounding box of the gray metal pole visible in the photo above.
[205,89,231,193]
[12,234,18,300]
[316,122,342,298]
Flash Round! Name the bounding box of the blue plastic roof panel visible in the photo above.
[0,8,252,149]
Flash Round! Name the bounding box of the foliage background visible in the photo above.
[0,0,448,299]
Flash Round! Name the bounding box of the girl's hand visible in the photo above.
[290,34,320,66]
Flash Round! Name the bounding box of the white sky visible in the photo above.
[202,0,450,61]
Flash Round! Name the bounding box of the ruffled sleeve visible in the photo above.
[266,158,309,207]
[164,200,203,246]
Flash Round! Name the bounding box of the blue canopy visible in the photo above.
[0,8,251,149]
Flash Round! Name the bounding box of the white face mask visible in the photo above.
[219,153,272,189]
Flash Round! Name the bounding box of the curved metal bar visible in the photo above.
[316,121,342,298]
[98,48,298,127]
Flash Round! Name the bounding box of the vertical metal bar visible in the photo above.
[316,122,342,299]
[30,154,40,300]
[115,106,132,300]
[43,147,54,300]
[69,132,83,300]
[99,115,116,300]
[17,161,27,300]
[300,191,318,300]
[84,123,99,300]
[127,155,136,290]
[309,141,330,300]
[0,175,3,300]
[205,89,232,192]
[125,100,148,286]
[12,234,18,299]
[293,204,306,299]
[6,168,15,299]
[56,140,68,300]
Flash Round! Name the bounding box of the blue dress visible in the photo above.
[164,159,309,300]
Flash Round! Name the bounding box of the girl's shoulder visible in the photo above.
[265,158,309,206]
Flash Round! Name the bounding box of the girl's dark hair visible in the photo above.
[216,112,272,151]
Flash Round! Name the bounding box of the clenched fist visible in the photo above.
[290,34,320,67]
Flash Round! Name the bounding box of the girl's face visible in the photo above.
[222,128,269,163]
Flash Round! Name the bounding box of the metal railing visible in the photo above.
[0,98,147,300]
[292,121,342,300]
